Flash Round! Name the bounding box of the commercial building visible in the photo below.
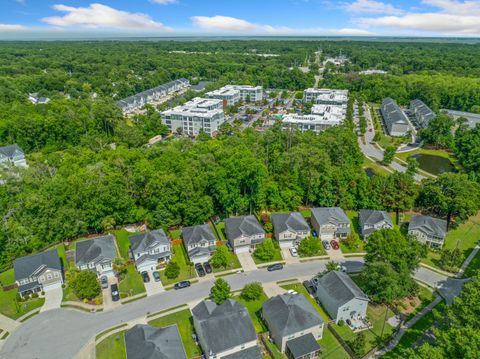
[311,104,347,122]
[282,114,341,134]
[410,99,436,128]
[380,98,410,137]
[303,88,348,105]
[442,109,480,129]
[206,85,263,105]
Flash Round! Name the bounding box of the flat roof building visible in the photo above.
[380,98,410,137]
[206,85,263,105]
[311,104,347,122]
[410,99,436,129]
[303,88,348,105]
[282,113,341,134]
[442,109,480,129]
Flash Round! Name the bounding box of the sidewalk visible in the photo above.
[457,244,480,278]
[0,313,18,333]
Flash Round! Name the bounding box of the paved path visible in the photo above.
[40,287,63,313]
[237,252,258,272]
[457,244,480,278]
[263,282,287,297]
[281,248,300,264]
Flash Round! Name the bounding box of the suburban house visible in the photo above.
[125,324,187,359]
[0,144,27,167]
[13,249,63,298]
[129,229,171,272]
[410,99,436,129]
[182,224,217,264]
[380,98,410,137]
[315,271,369,324]
[408,215,448,248]
[75,235,117,277]
[225,215,265,254]
[358,209,393,238]
[310,207,350,240]
[271,212,310,248]
[262,293,324,358]
[192,299,262,359]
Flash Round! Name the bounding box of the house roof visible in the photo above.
[75,235,117,266]
[315,271,368,307]
[222,346,262,359]
[380,98,409,133]
[182,224,216,247]
[129,229,169,255]
[125,324,187,359]
[192,299,257,355]
[187,246,215,259]
[13,249,62,281]
[262,293,323,337]
[408,215,447,239]
[271,212,310,237]
[286,333,320,358]
[225,215,265,241]
[0,144,24,159]
[358,209,392,235]
[311,207,349,227]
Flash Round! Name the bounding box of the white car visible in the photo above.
[290,247,298,257]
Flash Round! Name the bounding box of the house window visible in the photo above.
[40,276,45,281]
[46,274,52,280]
[54,272,59,278]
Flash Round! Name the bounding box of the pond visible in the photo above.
[410,154,456,175]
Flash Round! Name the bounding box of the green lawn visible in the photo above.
[253,245,283,264]
[213,221,226,241]
[169,229,182,240]
[0,269,15,286]
[118,265,146,297]
[319,328,350,359]
[96,331,126,359]
[0,288,44,319]
[234,291,269,333]
[363,156,391,176]
[395,148,459,169]
[212,250,241,273]
[62,284,79,302]
[114,230,139,260]
[55,244,69,270]
[148,309,202,358]
[159,244,196,286]
[300,209,312,219]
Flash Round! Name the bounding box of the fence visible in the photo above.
[327,322,357,359]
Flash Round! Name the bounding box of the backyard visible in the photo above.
[159,243,196,286]
[118,265,146,298]
[96,331,127,359]
[114,229,139,260]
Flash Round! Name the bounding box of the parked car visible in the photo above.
[289,247,298,257]
[330,240,339,250]
[152,271,161,282]
[336,264,348,273]
[267,263,284,272]
[303,280,316,295]
[322,240,331,250]
[111,284,119,301]
[174,281,191,290]
[195,263,206,277]
[312,230,318,237]
[141,271,150,283]
[203,262,212,274]
[100,275,108,289]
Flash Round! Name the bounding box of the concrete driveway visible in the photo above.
[102,277,121,312]
[281,248,300,264]
[237,252,257,272]
[39,287,62,313]
[144,271,165,296]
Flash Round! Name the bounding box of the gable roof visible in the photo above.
[125,324,187,359]
[315,271,368,307]
[129,229,169,255]
[286,333,320,359]
[311,207,349,227]
[380,98,409,133]
[222,346,262,359]
[271,212,310,237]
[408,215,447,239]
[14,249,62,281]
[192,299,257,355]
[0,144,24,159]
[182,224,216,247]
[262,293,323,337]
[358,209,392,233]
[75,235,117,266]
[225,215,265,241]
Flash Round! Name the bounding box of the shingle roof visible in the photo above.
[129,230,169,255]
[182,224,216,247]
[271,212,310,238]
[75,235,117,266]
[192,299,257,355]
[125,324,187,359]
[262,293,323,337]
[410,99,436,128]
[13,249,62,281]
[286,333,320,358]
[0,144,24,158]
[315,271,368,307]
[311,207,349,227]
[358,209,392,236]
[187,246,215,259]
[380,98,409,134]
[408,215,447,239]
[225,215,265,241]
[222,346,262,359]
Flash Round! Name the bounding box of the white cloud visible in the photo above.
[191,16,257,32]
[0,24,27,31]
[42,3,172,31]
[150,0,178,4]
[343,0,404,15]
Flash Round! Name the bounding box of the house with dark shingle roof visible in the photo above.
[192,299,262,359]
[129,229,171,272]
[13,249,63,298]
[310,207,350,240]
[0,144,27,167]
[225,215,265,254]
[262,293,323,357]
[75,235,117,277]
[182,224,217,264]
[358,209,393,238]
[125,324,187,359]
[315,271,369,324]
[410,99,436,129]
[380,98,410,137]
[408,214,447,248]
[271,212,310,248]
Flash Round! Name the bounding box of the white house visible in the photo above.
[225,215,265,254]
[182,224,217,264]
[129,229,171,272]
[75,235,117,277]
[358,209,393,238]
[408,215,447,248]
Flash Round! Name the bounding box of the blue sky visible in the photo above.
[1,0,480,38]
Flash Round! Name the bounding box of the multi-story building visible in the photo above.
[225,215,265,254]
[311,103,347,122]
[311,207,350,240]
[303,88,348,105]
[129,229,171,272]
[75,235,117,277]
[206,85,263,105]
[380,98,410,137]
[408,215,447,248]
[282,114,341,133]
[410,99,436,129]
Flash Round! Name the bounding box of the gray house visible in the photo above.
[192,299,262,359]
[225,215,265,254]
[271,212,310,248]
[13,249,63,298]
[380,98,410,137]
[410,99,436,129]
[0,144,27,167]
[408,215,447,248]
[315,271,369,324]
[262,293,323,358]
[125,324,187,359]
[75,235,117,277]
[311,207,350,240]
[182,224,217,264]
[358,209,393,238]
[129,229,171,272]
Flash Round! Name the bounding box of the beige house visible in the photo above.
[225,215,265,254]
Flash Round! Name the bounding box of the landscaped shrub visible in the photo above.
[210,246,229,268]
[298,236,322,257]
[165,261,180,279]
[241,282,263,301]
[253,238,276,261]
[71,271,101,300]
[31,292,39,298]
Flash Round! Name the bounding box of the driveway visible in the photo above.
[325,246,344,260]
[40,287,62,313]
[263,282,287,297]
[281,248,300,264]
[237,252,257,272]
[102,277,120,312]
[144,271,164,296]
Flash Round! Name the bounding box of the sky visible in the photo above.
[1,0,480,38]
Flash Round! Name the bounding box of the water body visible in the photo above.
[410,154,455,175]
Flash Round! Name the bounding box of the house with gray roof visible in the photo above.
[182,224,217,264]
[13,249,63,298]
[358,209,393,238]
[0,144,27,167]
[262,293,323,357]
[410,99,436,129]
[75,235,117,277]
[129,229,171,272]
[315,271,369,324]
[225,215,265,254]
[192,299,262,359]
[271,212,310,248]
[125,324,187,359]
[310,207,350,240]
[380,98,410,137]
[28,93,50,105]
[408,215,447,248]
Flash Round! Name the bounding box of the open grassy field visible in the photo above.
[96,331,126,359]
[114,229,139,260]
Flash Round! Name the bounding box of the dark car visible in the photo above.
[174,281,191,290]
[267,263,284,272]
[203,262,212,274]
[152,271,161,282]
[141,271,150,283]
[110,284,119,301]
[303,280,316,295]
[195,263,206,277]
[330,240,339,250]
[312,230,318,237]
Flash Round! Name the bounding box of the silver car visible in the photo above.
[100,275,108,289]
[322,240,331,250]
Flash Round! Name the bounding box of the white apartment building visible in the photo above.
[282,113,341,133]
[303,88,348,105]
[311,104,347,122]
[206,85,263,105]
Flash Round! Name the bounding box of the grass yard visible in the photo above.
[118,265,146,297]
[319,329,350,359]
[159,244,196,286]
[96,330,126,359]
[168,229,182,240]
[212,250,241,273]
[213,221,226,241]
[114,230,139,260]
[55,244,69,270]
[363,156,392,177]
[300,209,312,219]
[148,309,202,358]
[234,291,269,333]
[253,244,283,265]
[0,269,15,286]
[0,288,45,319]
[62,284,79,302]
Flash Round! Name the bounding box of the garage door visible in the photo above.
[320,233,334,241]
[235,245,250,254]
[279,240,294,248]
[191,255,210,264]
[42,280,62,291]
